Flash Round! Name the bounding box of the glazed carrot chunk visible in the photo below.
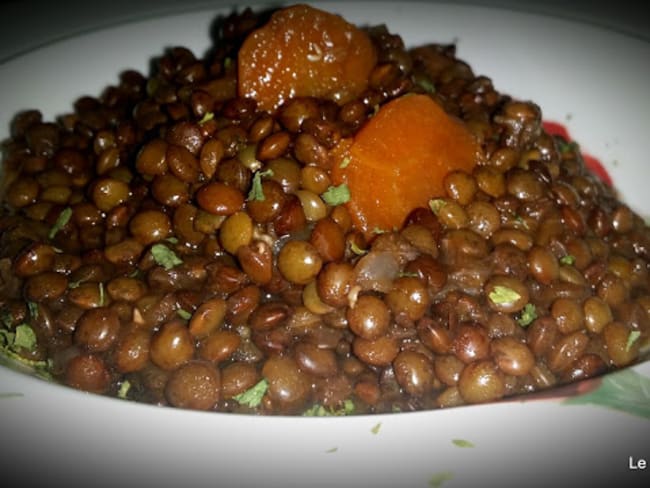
[331,94,480,237]
[238,4,377,112]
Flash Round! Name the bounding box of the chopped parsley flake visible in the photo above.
[0,310,12,328]
[303,405,335,416]
[13,324,37,351]
[626,330,641,352]
[350,241,367,256]
[371,422,382,434]
[515,215,529,229]
[416,77,436,94]
[1,329,14,347]
[68,280,81,289]
[223,57,232,70]
[452,439,475,448]
[177,309,192,320]
[303,399,355,417]
[233,378,269,408]
[340,157,351,169]
[399,271,419,278]
[27,301,38,319]
[48,207,72,239]
[248,169,274,201]
[372,227,387,235]
[99,282,105,307]
[428,198,446,214]
[488,285,521,305]
[117,380,131,399]
[325,447,338,453]
[321,184,350,206]
[429,471,454,488]
[150,244,183,270]
[517,303,537,327]
[198,112,214,125]
[560,255,576,266]
[557,139,579,154]
[1,325,38,352]
[0,324,51,378]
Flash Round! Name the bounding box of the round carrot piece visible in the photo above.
[331,94,480,237]
[237,4,377,112]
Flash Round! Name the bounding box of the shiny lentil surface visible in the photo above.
[0,7,649,415]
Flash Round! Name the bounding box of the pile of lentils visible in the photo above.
[0,8,648,414]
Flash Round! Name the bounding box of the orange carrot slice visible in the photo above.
[331,94,480,237]
[238,4,377,112]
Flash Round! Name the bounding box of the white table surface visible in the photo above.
[0,0,648,63]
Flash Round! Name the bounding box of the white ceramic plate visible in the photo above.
[1,2,649,487]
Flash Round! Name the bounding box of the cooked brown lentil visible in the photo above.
[0,6,648,416]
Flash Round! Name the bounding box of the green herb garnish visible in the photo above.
[452,439,475,448]
[48,207,72,239]
[177,309,192,320]
[626,330,641,352]
[98,282,105,307]
[557,139,579,154]
[13,324,37,351]
[0,328,52,378]
[1,330,14,347]
[0,310,12,328]
[248,169,274,201]
[560,255,576,266]
[0,325,37,352]
[350,241,367,256]
[514,215,529,229]
[339,157,351,169]
[416,77,436,94]
[517,303,537,327]
[429,471,454,488]
[372,227,387,235]
[303,405,335,416]
[303,399,355,417]
[371,422,382,434]
[321,184,350,206]
[428,198,446,214]
[0,324,51,378]
[198,112,214,125]
[399,271,419,278]
[488,286,521,305]
[27,301,38,319]
[117,380,131,399]
[233,378,269,408]
[150,244,183,270]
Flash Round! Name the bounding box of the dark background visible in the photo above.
[0,0,648,62]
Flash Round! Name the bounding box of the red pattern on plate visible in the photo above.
[543,121,613,187]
